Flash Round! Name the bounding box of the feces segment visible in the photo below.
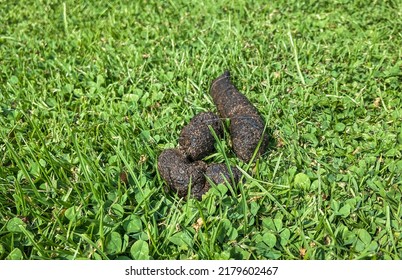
[157,149,208,200]
[157,112,240,200]
[210,71,268,162]
[205,163,241,189]
[179,112,223,161]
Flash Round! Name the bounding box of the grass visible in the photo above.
[0,0,401,260]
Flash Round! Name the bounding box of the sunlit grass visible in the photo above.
[0,0,401,260]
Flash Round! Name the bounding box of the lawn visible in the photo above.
[0,0,401,260]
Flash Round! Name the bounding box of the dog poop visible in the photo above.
[210,71,268,162]
[157,148,209,199]
[158,70,269,199]
[230,116,267,163]
[205,163,241,188]
[158,112,223,200]
[179,112,223,161]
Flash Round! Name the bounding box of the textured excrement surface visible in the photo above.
[158,71,267,199]
[179,112,223,161]
[210,71,269,162]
